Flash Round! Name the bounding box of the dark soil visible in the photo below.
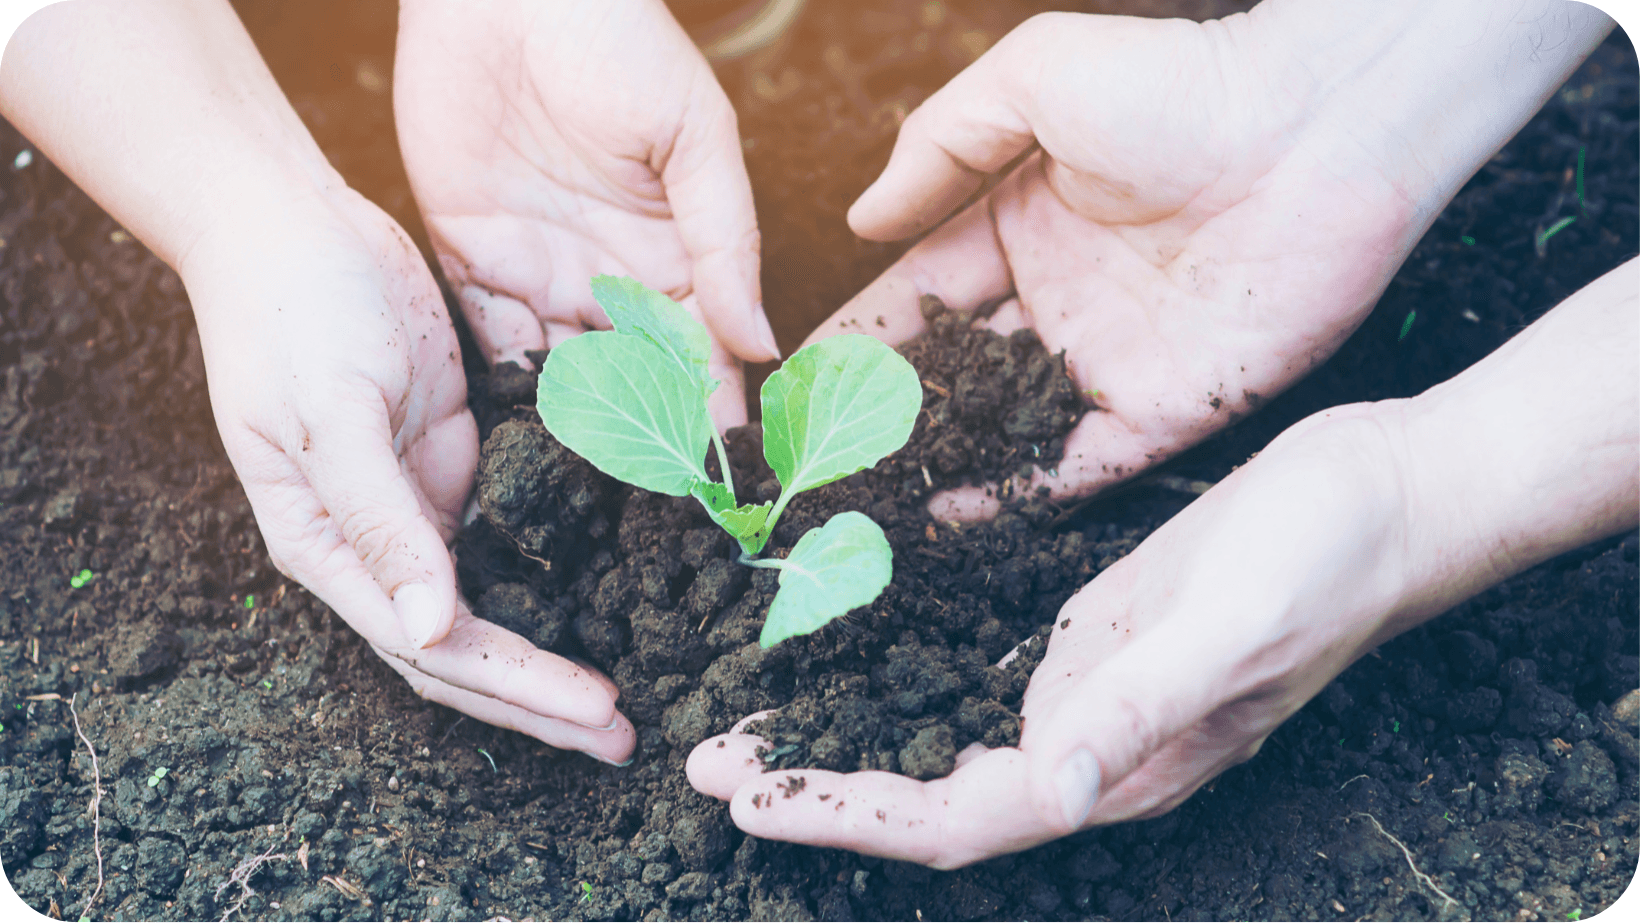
[3,2,1637,922]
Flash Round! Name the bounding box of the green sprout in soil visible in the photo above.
[1535,215,1577,256]
[1460,235,1476,246]
[579,882,593,902]
[69,569,95,589]
[477,747,497,772]
[1392,720,1400,733]
[1398,311,1417,342]
[1568,909,1582,921]
[537,276,921,648]
[146,767,168,788]
[260,679,273,690]
[244,595,256,609]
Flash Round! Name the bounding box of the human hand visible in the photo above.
[689,258,1638,867]
[689,403,1418,866]
[395,0,777,428]
[181,187,636,761]
[0,0,638,760]
[808,0,1610,516]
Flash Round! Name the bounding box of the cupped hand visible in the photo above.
[806,8,1505,516]
[688,254,1638,868]
[180,186,634,763]
[395,0,777,428]
[688,403,1421,867]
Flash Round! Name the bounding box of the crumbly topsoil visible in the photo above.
[462,293,1083,784]
[1,2,1636,922]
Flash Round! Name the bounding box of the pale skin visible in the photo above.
[0,0,776,763]
[395,0,776,427]
[687,0,1639,867]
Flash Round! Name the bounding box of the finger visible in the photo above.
[1087,722,1269,825]
[285,393,461,651]
[848,30,1036,241]
[379,602,622,730]
[456,283,547,367]
[375,645,635,763]
[685,710,777,798]
[802,195,1013,350]
[927,409,1172,522]
[687,730,771,800]
[663,77,778,364]
[677,292,749,431]
[402,402,479,542]
[1016,539,1303,835]
[726,748,1051,870]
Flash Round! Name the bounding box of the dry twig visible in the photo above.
[321,874,371,905]
[1351,812,1459,911]
[67,694,105,921]
[214,841,288,921]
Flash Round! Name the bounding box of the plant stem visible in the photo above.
[737,551,786,570]
[762,483,800,544]
[709,423,735,499]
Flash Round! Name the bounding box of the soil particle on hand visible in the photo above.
[899,723,956,780]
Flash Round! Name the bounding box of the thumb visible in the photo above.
[848,27,1038,241]
[663,80,779,364]
[294,397,461,652]
[1016,561,1235,835]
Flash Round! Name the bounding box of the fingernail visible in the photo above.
[752,308,781,360]
[393,582,441,649]
[590,752,635,768]
[1053,749,1099,829]
[576,715,621,732]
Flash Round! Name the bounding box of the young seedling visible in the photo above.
[1535,215,1577,256]
[537,276,921,647]
[69,569,94,589]
[146,766,168,788]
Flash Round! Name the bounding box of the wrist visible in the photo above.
[0,0,342,272]
[1389,261,1639,626]
[1245,0,1611,226]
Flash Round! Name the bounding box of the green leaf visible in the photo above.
[759,512,891,648]
[537,330,712,496]
[761,335,921,495]
[692,482,775,555]
[590,275,714,397]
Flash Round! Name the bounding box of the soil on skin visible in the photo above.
[3,2,1637,922]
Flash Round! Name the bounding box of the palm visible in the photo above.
[187,188,631,759]
[396,0,764,425]
[816,12,1420,501]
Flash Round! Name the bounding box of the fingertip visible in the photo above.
[578,713,637,766]
[1049,748,1100,831]
[927,486,1001,522]
[707,368,750,431]
[393,582,452,650]
[686,732,768,799]
[730,709,776,734]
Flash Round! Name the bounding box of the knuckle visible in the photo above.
[334,508,416,574]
